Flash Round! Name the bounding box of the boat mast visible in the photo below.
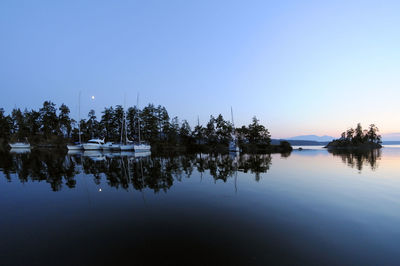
[78,91,82,144]
[231,106,236,138]
[231,106,234,128]
[124,93,128,143]
[231,106,237,147]
[120,108,124,145]
[137,93,141,143]
[120,94,125,144]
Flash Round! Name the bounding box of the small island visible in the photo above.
[325,123,382,150]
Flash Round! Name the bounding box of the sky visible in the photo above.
[1,0,399,139]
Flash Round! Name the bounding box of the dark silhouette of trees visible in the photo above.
[39,101,59,138]
[326,123,382,149]
[58,104,72,138]
[328,123,382,149]
[101,106,115,141]
[0,108,12,145]
[1,101,278,151]
[25,109,40,141]
[247,116,271,145]
[126,106,139,141]
[11,108,29,141]
[179,120,192,145]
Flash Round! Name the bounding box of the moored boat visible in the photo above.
[101,142,114,150]
[134,143,151,152]
[228,107,240,152]
[120,144,135,151]
[229,140,240,152]
[133,93,151,153]
[83,139,105,150]
[68,92,83,151]
[110,143,121,150]
[67,143,83,150]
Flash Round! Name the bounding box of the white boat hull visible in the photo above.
[229,138,240,152]
[134,144,151,152]
[67,144,83,150]
[83,144,103,150]
[101,143,113,150]
[110,144,121,150]
[120,144,135,151]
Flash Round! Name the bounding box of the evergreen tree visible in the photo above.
[126,106,139,141]
[205,115,217,144]
[11,108,29,141]
[0,108,12,143]
[25,110,40,139]
[58,104,72,138]
[167,116,180,143]
[101,106,115,141]
[141,104,159,142]
[39,101,59,138]
[180,120,192,144]
[247,116,271,145]
[114,105,124,142]
[214,114,232,144]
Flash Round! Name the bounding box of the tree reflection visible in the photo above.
[0,150,275,191]
[328,149,381,171]
[0,150,79,191]
[238,154,272,181]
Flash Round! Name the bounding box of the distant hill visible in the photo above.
[271,139,328,146]
[286,135,334,142]
[382,133,400,141]
[382,141,400,145]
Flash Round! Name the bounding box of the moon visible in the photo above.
[91,96,95,100]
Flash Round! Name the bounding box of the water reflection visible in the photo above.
[0,150,273,191]
[328,149,382,171]
[0,150,78,191]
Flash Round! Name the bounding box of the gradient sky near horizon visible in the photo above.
[1,0,400,139]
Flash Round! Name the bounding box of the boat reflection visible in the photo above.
[83,150,106,161]
[9,148,31,154]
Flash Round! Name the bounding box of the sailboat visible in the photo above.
[133,93,151,152]
[120,94,135,151]
[9,138,31,149]
[67,92,83,150]
[229,107,240,153]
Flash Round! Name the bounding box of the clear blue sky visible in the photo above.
[1,0,399,138]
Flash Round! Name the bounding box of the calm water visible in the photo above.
[1,146,400,265]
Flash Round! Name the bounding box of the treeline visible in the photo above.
[0,101,273,149]
[326,123,382,149]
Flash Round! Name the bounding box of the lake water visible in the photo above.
[1,146,400,265]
